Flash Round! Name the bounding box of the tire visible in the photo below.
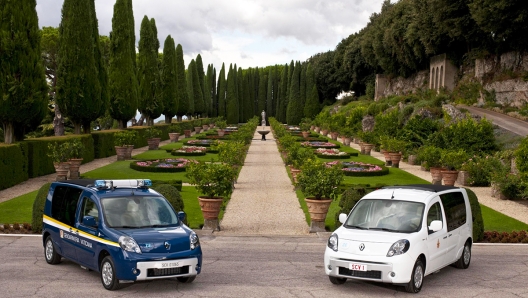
[454,241,471,269]
[329,276,347,285]
[405,259,424,293]
[177,276,196,283]
[44,236,61,265]
[100,256,121,291]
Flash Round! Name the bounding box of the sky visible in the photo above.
[36,0,384,71]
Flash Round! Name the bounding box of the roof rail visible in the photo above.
[382,184,459,193]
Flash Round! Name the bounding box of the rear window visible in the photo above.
[51,186,83,227]
[440,192,467,232]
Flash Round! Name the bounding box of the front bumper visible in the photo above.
[136,257,199,281]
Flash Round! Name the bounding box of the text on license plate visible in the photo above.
[161,262,180,268]
[349,263,367,271]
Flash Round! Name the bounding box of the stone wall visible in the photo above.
[374,70,429,100]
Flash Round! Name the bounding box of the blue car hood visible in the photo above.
[121,226,190,254]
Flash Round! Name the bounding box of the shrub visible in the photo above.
[334,187,366,230]
[153,184,184,213]
[32,182,52,233]
[0,143,28,191]
[464,188,484,242]
[440,149,468,170]
[515,136,528,173]
[417,145,443,168]
[461,155,502,186]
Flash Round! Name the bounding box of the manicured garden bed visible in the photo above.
[129,158,197,172]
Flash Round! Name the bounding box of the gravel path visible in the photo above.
[217,128,310,235]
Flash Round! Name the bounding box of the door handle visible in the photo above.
[443,236,447,239]
[448,234,452,237]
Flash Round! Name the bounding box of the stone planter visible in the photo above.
[53,162,70,181]
[314,127,321,133]
[198,196,224,230]
[194,127,202,134]
[430,167,444,185]
[125,145,134,160]
[321,129,329,137]
[362,143,374,156]
[290,166,301,183]
[184,129,192,138]
[407,155,417,165]
[381,150,392,166]
[68,158,83,179]
[491,183,509,200]
[389,152,402,168]
[457,170,470,186]
[217,129,225,137]
[441,170,459,186]
[202,124,209,131]
[330,132,339,141]
[344,137,351,146]
[168,133,180,143]
[302,131,310,138]
[310,125,315,131]
[147,138,161,150]
[305,197,332,233]
[115,146,127,161]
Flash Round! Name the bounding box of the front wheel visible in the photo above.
[100,256,121,291]
[405,259,424,293]
[177,276,196,283]
[44,236,61,264]
[454,241,471,269]
[329,276,347,285]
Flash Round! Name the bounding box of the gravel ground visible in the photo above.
[217,129,310,235]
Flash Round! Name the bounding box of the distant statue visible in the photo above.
[261,110,266,127]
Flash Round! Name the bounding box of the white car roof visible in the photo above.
[361,185,463,204]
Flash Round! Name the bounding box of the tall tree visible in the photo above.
[257,69,267,114]
[242,72,252,122]
[286,61,302,125]
[266,67,276,118]
[138,16,162,126]
[189,59,204,117]
[204,64,213,117]
[299,63,307,110]
[225,64,239,124]
[304,85,320,120]
[237,67,244,122]
[174,44,187,121]
[195,54,206,115]
[217,63,226,118]
[108,0,138,129]
[56,0,102,134]
[127,0,136,70]
[0,0,47,143]
[185,60,196,117]
[160,35,177,123]
[276,63,289,123]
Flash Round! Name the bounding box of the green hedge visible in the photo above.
[465,188,484,242]
[0,144,29,190]
[92,130,118,158]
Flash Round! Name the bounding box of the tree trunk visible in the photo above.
[137,114,145,126]
[177,115,182,122]
[82,122,91,134]
[53,105,65,136]
[165,115,172,124]
[74,123,82,134]
[3,122,14,144]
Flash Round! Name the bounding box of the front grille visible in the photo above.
[147,266,189,277]
[339,267,381,279]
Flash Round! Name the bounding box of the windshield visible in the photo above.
[344,199,425,233]
[101,196,179,228]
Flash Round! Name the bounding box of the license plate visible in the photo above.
[161,262,180,268]
[349,263,367,271]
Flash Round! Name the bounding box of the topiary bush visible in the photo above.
[32,182,52,233]
[464,188,484,242]
[153,184,185,224]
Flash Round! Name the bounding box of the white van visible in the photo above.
[324,185,473,293]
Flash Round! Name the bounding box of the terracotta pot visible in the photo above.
[115,146,127,161]
[68,158,83,179]
[321,129,329,136]
[168,133,180,143]
[310,125,315,131]
[314,127,321,133]
[53,162,70,181]
[125,145,134,159]
[389,152,402,168]
[457,170,470,186]
[290,167,301,183]
[202,124,209,131]
[407,155,417,165]
[305,197,332,222]
[441,170,459,186]
[330,132,338,140]
[184,130,192,137]
[217,129,225,137]
[381,150,392,166]
[198,197,223,220]
[194,127,202,133]
[362,143,374,156]
[344,137,351,146]
[302,131,310,138]
[147,138,161,150]
[429,167,445,185]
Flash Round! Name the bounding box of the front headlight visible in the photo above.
[190,232,200,250]
[387,239,410,257]
[328,234,338,252]
[119,236,142,254]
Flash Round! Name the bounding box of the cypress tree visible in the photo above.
[186,60,196,117]
[226,64,239,124]
[174,44,188,121]
[127,0,136,70]
[205,64,213,117]
[242,72,252,122]
[160,35,177,123]
[138,16,162,126]
[299,63,307,111]
[304,85,320,119]
[253,67,260,117]
[237,67,244,122]
[266,67,275,117]
[217,63,226,118]
[56,0,102,134]
[190,59,204,117]
[108,0,138,129]
[210,66,217,117]
[0,0,47,143]
[277,64,289,122]
[195,55,206,115]
[286,61,302,125]
[89,0,109,128]
[257,69,267,114]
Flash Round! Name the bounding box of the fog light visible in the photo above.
[390,272,396,277]
[132,269,140,275]
[328,265,333,271]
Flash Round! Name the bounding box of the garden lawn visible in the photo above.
[481,204,528,232]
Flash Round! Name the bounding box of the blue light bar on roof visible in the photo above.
[137,179,152,187]
[94,180,113,189]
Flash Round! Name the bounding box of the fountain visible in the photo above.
[257,110,270,141]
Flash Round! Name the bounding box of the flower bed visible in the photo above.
[301,141,340,149]
[325,161,389,176]
[171,146,207,156]
[483,230,528,243]
[315,148,356,159]
[129,158,197,173]
[295,136,327,142]
[185,139,215,147]
[196,135,228,140]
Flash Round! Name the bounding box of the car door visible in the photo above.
[425,199,448,274]
[439,192,467,265]
[51,185,82,260]
[74,194,100,269]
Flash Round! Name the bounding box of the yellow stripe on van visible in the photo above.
[43,215,119,247]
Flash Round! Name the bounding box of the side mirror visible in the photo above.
[177,211,186,222]
[428,220,442,233]
[83,216,97,228]
[339,213,347,224]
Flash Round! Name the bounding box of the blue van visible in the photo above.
[42,179,202,290]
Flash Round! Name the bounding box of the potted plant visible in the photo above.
[114,131,129,161]
[357,131,377,155]
[287,144,315,183]
[440,149,468,186]
[145,127,161,150]
[383,138,408,168]
[168,125,182,143]
[296,158,344,232]
[216,120,227,136]
[47,142,71,180]
[300,119,311,139]
[320,123,330,137]
[417,145,444,185]
[124,130,138,159]
[66,139,84,179]
[339,127,353,146]
[186,161,236,230]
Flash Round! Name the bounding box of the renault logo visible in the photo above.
[164,241,170,250]
[359,243,365,251]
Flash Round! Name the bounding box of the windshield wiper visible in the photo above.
[370,227,399,232]
[345,225,368,230]
[113,225,137,229]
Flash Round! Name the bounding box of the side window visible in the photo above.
[51,186,82,227]
[426,202,443,229]
[80,197,99,227]
[440,192,467,232]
